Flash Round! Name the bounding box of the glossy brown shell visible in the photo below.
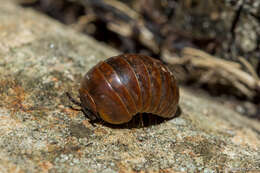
[79,54,179,124]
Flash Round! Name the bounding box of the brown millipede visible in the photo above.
[67,54,179,124]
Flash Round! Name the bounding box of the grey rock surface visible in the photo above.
[0,1,259,173]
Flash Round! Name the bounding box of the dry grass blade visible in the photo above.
[162,47,260,99]
[238,56,259,80]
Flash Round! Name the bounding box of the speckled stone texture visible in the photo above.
[0,1,259,173]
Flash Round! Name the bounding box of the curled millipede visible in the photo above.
[68,54,179,125]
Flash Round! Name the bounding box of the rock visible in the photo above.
[0,1,259,173]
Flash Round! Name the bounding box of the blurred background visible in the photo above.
[18,0,260,120]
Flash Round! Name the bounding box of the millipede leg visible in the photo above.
[140,113,144,127]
